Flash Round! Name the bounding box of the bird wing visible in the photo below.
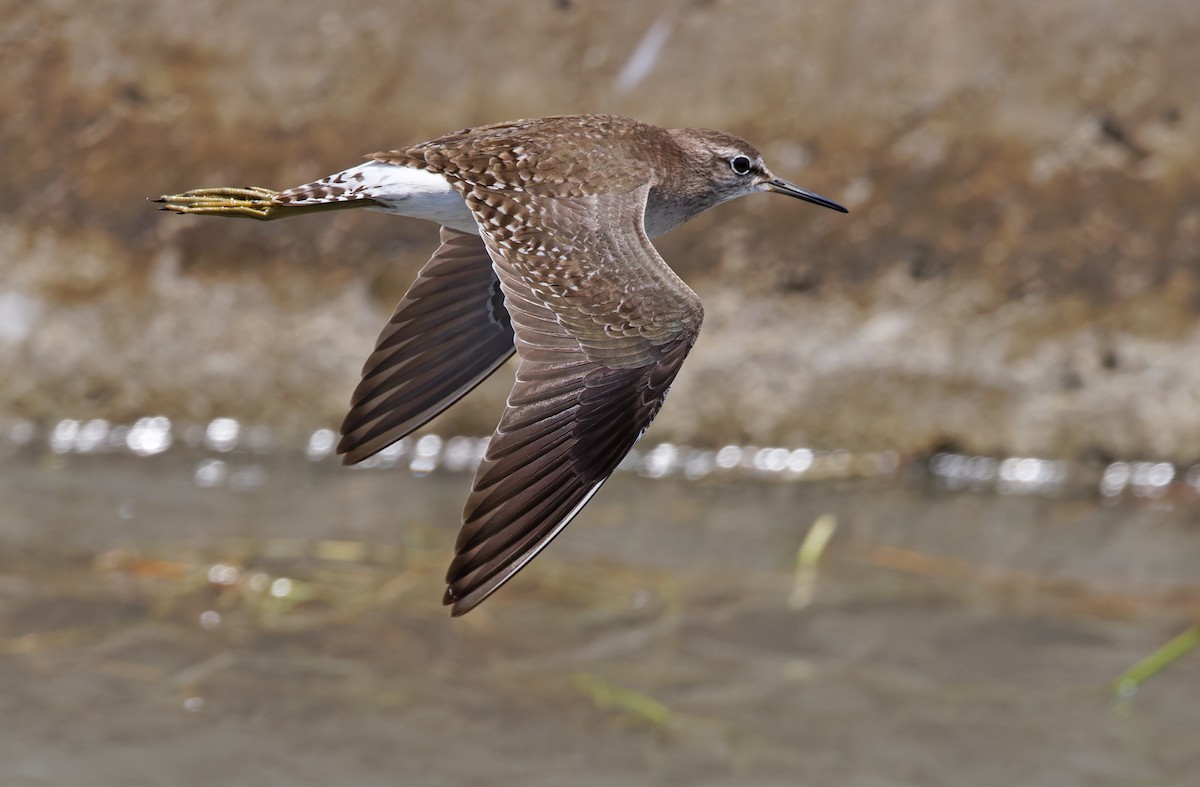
[443,182,704,615]
[337,226,515,464]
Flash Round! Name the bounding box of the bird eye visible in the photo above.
[730,155,753,175]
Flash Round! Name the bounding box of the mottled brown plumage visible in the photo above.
[155,114,848,616]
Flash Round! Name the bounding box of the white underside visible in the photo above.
[339,162,480,234]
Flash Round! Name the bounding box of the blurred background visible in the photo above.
[1,1,1198,785]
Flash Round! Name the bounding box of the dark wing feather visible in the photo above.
[337,227,514,464]
[443,183,704,615]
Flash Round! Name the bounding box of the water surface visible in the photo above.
[0,445,1197,786]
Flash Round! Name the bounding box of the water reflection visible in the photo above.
[9,416,1200,501]
[305,428,336,461]
[125,416,173,456]
[0,440,1196,785]
[410,434,442,475]
[204,417,240,452]
[194,458,228,488]
[207,564,240,585]
[1101,460,1178,499]
[269,578,294,598]
[930,449,1198,502]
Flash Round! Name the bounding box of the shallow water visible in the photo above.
[0,443,1197,786]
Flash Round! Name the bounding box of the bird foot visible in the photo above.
[152,186,282,220]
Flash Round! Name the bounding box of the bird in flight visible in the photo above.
[156,114,847,615]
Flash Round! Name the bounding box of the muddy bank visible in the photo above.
[2,0,1198,459]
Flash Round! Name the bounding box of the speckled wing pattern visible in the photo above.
[338,227,514,464]
[374,117,705,615]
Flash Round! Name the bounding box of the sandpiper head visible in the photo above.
[668,128,848,215]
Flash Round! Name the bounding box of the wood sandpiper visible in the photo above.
[156,114,848,615]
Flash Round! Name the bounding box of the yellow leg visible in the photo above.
[154,185,381,221]
[153,186,283,220]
